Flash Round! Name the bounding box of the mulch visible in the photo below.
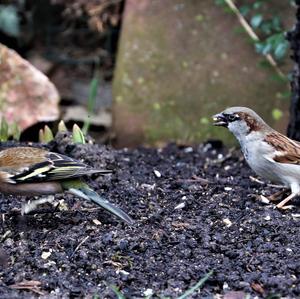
[0,137,299,298]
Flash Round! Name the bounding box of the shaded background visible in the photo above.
[0,0,296,146]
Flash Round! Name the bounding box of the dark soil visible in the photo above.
[0,138,300,298]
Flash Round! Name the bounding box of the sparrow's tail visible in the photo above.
[63,180,134,225]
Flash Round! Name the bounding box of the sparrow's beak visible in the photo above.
[212,113,228,127]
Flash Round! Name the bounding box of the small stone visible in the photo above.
[174,202,185,210]
[141,183,156,190]
[183,147,193,153]
[260,195,270,204]
[223,218,232,227]
[144,289,153,296]
[92,219,102,226]
[41,251,51,260]
[153,170,162,178]
[116,269,129,276]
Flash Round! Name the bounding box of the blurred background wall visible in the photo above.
[0,0,295,147]
[113,0,294,147]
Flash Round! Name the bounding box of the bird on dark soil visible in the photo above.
[0,146,133,224]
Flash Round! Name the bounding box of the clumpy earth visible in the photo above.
[0,137,299,298]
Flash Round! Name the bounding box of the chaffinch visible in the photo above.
[0,146,133,224]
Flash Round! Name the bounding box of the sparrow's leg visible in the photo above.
[268,189,288,201]
[276,193,297,209]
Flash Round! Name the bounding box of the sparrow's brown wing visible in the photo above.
[0,147,111,183]
[265,132,300,164]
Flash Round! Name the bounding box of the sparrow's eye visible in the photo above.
[227,114,239,122]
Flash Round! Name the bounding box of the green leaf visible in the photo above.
[255,42,264,53]
[215,0,226,6]
[176,270,213,299]
[260,22,272,35]
[240,5,250,16]
[110,285,126,299]
[82,72,99,135]
[251,14,263,28]
[72,124,86,144]
[0,5,20,37]
[43,125,54,143]
[255,42,271,55]
[195,14,203,22]
[0,117,8,141]
[274,41,289,60]
[253,1,263,9]
[272,108,283,121]
[200,117,209,125]
[262,43,272,55]
[58,120,68,132]
[11,122,20,141]
[271,16,282,32]
[39,128,45,143]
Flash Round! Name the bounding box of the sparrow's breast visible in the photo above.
[240,140,283,184]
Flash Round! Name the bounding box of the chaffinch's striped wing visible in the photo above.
[0,147,111,184]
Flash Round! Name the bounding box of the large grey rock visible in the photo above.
[113,0,292,147]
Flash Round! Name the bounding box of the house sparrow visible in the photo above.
[0,146,133,224]
[213,106,300,209]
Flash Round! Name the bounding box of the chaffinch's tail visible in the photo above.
[62,180,134,225]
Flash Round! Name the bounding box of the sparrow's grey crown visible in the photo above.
[213,106,273,141]
[222,107,265,122]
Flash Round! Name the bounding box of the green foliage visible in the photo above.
[82,67,100,135]
[38,121,86,144]
[176,270,213,299]
[39,125,54,143]
[216,0,292,62]
[0,117,9,141]
[272,108,283,121]
[58,120,67,132]
[250,14,263,28]
[110,285,126,299]
[0,118,20,141]
[72,124,86,144]
[240,0,289,61]
[108,271,213,299]
[246,1,290,61]
[215,0,226,5]
[256,33,289,60]
[11,122,20,141]
[0,5,19,37]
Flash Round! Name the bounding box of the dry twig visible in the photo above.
[10,280,44,296]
